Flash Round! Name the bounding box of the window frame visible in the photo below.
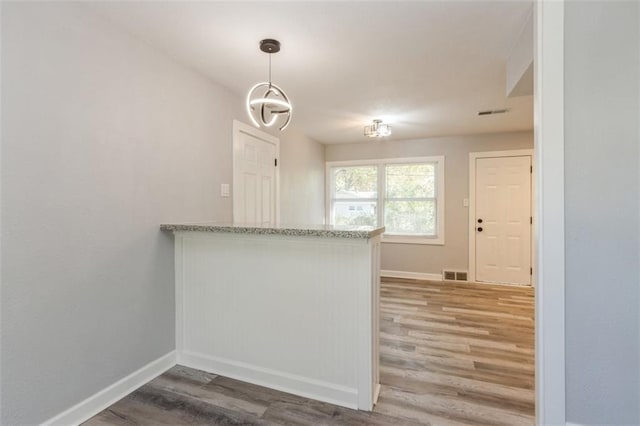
[325,156,445,245]
[326,162,379,227]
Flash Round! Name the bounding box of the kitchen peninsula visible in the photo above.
[160,223,384,410]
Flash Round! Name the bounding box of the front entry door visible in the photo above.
[233,121,279,225]
[475,156,532,285]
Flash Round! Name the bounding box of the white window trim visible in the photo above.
[325,156,445,245]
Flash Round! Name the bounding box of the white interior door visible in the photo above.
[233,121,279,225]
[475,156,531,285]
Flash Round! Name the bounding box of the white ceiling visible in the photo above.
[89,1,534,144]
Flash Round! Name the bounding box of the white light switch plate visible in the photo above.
[463,198,469,207]
[221,184,230,197]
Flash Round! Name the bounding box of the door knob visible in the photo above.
[477,227,483,232]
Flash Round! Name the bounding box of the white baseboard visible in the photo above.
[41,351,176,426]
[373,383,381,405]
[381,269,443,281]
[178,350,359,410]
[566,423,585,426]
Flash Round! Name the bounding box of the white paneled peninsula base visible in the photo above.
[161,223,384,411]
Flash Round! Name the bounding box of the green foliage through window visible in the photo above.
[385,164,437,234]
[333,166,377,198]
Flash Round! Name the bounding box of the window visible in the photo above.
[326,157,445,245]
[329,165,377,227]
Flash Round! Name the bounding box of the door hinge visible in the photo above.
[530,216,533,224]
[530,267,533,275]
[275,158,278,167]
[530,165,533,173]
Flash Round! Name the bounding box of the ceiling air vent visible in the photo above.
[478,109,509,116]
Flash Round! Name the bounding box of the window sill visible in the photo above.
[382,235,444,245]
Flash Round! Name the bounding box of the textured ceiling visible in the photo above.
[89,1,534,144]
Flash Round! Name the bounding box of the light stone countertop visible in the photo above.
[160,222,385,239]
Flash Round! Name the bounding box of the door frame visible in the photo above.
[468,149,534,285]
[232,120,280,225]
[534,1,566,424]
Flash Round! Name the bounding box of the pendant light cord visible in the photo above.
[268,53,272,86]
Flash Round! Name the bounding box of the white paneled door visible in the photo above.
[233,121,279,225]
[475,156,532,285]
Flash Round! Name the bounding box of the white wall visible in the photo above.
[275,127,326,225]
[325,131,533,276]
[564,1,640,424]
[0,3,246,424]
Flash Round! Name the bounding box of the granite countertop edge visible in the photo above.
[160,223,385,239]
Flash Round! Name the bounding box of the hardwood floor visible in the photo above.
[376,278,534,425]
[85,278,534,426]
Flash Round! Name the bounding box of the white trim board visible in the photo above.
[534,1,566,425]
[381,270,443,282]
[468,149,534,285]
[41,351,176,426]
[178,351,360,410]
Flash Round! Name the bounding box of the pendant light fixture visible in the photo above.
[364,119,391,138]
[246,39,292,131]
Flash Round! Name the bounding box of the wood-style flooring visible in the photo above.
[85,278,535,426]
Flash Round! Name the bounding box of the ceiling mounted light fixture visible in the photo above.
[246,39,292,131]
[364,119,392,138]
